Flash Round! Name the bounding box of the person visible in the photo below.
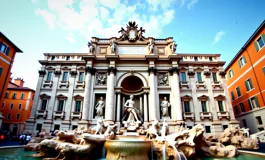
[122,95,142,123]
[19,133,25,145]
[161,97,171,117]
[25,134,31,144]
[95,97,105,117]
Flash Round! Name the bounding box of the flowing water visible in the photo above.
[162,144,166,160]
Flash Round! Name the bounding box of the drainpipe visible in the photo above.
[242,47,265,106]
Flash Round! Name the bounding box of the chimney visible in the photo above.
[14,77,24,87]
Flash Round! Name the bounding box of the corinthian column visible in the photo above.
[80,65,95,124]
[148,67,158,121]
[105,67,117,122]
[170,67,183,121]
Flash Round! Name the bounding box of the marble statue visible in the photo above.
[118,27,128,40]
[92,119,104,135]
[170,41,177,53]
[137,27,145,40]
[148,39,155,54]
[110,39,117,53]
[123,95,141,123]
[146,119,160,139]
[87,40,95,53]
[161,97,171,117]
[95,97,105,117]
[158,73,168,86]
[95,72,107,85]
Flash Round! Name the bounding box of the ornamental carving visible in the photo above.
[95,72,107,86]
[157,72,169,86]
[38,70,46,77]
[118,21,146,42]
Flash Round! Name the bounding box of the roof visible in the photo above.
[7,87,35,92]
[0,32,23,53]
[225,20,265,72]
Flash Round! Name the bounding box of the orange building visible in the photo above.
[1,78,35,135]
[0,32,23,111]
[225,20,265,134]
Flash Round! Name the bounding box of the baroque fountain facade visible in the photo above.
[24,22,259,159]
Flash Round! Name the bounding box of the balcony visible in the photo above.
[212,81,222,89]
[43,81,53,88]
[179,81,189,89]
[59,81,69,88]
[217,111,230,120]
[71,112,82,119]
[76,81,85,88]
[196,81,206,89]
[200,112,212,120]
[183,112,194,120]
[53,111,65,119]
[36,110,47,118]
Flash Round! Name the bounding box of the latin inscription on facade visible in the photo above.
[118,47,146,55]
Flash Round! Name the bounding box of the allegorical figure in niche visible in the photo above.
[122,95,142,123]
[161,97,171,117]
[95,97,105,117]
[110,39,117,53]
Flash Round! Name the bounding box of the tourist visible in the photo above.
[25,134,31,144]
[19,133,26,145]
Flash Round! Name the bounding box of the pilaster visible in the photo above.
[148,66,158,121]
[188,70,200,122]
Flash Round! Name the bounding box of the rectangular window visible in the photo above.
[18,104,22,110]
[54,124,60,131]
[256,116,263,125]
[201,101,207,112]
[197,72,202,82]
[75,101,81,112]
[57,100,64,111]
[242,119,247,127]
[228,69,234,78]
[194,56,198,61]
[223,125,228,131]
[10,103,13,109]
[21,93,24,99]
[257,36,265,49]
[41,100,47,110]
[212,72,218,82]
[7,113,11,120]
[234,105,239,115]
[47,71,53,81]
[62,72,68,81]
[209,57,213,61]
[263,67,265,76]
[2,103,4,108]
[218,101,224,111]
[0,67,2,76]
[0,43,9,55]
[239,103,245,113]
[236,87,241,97]
[245,78,254,91]
[36,124,42,131]
[205,126,211,133]
[66,56,70,60]
[72,125,78,130]
[183,101,190,112]
[12,93,16,99]
[79,72,84,82]
[231,91,235,100]
[248,96,260,110]
[180,72,186,81]
[238,56,246,68]
[16,114,20,120]
[51,56,55,60]
[5,92,8,98]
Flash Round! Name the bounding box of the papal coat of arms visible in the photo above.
[118,21,145,42]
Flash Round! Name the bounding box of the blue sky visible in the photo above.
[0,0,264,89]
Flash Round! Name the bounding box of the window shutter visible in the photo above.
[261,34,265,43]
[249,79,253,89]
[245,80,250,91]
[238,59,241,68]
[248,99,252,110]
[242,55,246,63]
[263,67,265,76]
[0,42,2,49]
[254,41,260,51]
[5,47,10,56]
[254,96,260,108]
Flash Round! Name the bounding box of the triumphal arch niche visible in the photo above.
[80,21,182,131]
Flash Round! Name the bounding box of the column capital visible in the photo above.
[169,67,179,75]
[148,67,157,75]
[85,66,96,75]
[108,66,117,75]
[204,71,211,77]
[54,70,61,77]
[38,70,46,77]
[70,71,78,77]
[187,71,195,77]
[219,71,226,78]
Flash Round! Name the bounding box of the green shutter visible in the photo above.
[245,80,250,91]
[0,42,2,50]
[0,67,2,76]
[238,59,242,68]
[242,55,246,63]
[248,99,252,110]
[5,47,10,56]
[249,79,253,89]
[261,34,265,44]
[254,96,260,108]
[263,67,265,76]
[254,41,260,51]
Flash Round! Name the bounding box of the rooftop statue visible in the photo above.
[117,21,146,42]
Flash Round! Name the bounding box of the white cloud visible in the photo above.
[99,0,120,9]
[66,33,75,43]
[213,31,225,44]
[31,0,38,4]
[187,0,198,10]
[35,9,56,30]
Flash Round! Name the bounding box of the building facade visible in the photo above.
[1,78,35,135]
[225,20,265,134]
[26,22,238,136]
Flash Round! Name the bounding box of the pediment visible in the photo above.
[56,94,68,100]
[198,95,209,101]
[214,94,226,100]
[73,94,84,100]
[40,93,51,99]
[181,95,192,101]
